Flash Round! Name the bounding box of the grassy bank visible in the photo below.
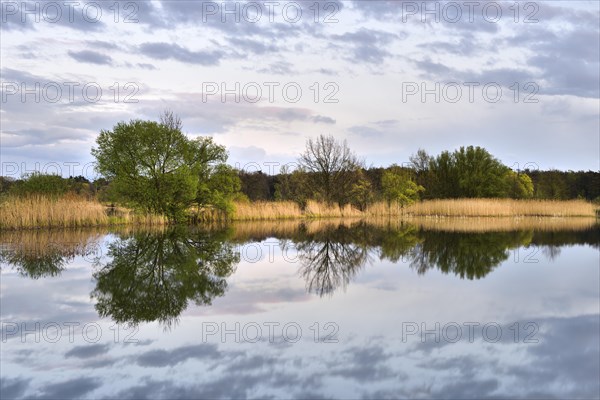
[232,199,597,220]
[1,196,597,230]
[0,196,166,230]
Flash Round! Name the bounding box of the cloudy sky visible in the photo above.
[1,0,598,178]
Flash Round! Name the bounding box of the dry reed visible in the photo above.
[232,201,302,220]
[399,199,597,218]
[0,196,167,230]
[0,196,109,229]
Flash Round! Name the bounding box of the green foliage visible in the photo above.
[10,172,68,198]
[91,227,239,326]
[91,112,233,222]
[381,166,424,207]
[197,164,241,215]
[0,176,15,196]
[238,171,273,201]
[504,171,534,199]
[349,175,374,211]
[453,146,509,197]
[274,165,311,208]
[424,146,511,198]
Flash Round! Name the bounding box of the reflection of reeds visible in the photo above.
[0,228,104,259]
[365,216,600,232]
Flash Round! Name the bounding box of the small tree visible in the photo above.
[349,174,374,211]
[381,165,424,212]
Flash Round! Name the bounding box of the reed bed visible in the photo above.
[0,196,167,230]
[1,196,596,230]
[232,199,597,221]
[399,199,597,217]
[304,200,364,218]
[0,196,109,229]
[232,201,302,220]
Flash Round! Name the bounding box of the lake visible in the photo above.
[1,219,599,399]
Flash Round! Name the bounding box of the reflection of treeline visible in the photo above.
[0,229,103,278]
[2,222,598,323]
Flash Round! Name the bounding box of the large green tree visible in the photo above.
[91,111,229,221]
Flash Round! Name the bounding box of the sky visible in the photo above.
[1,0,599,179]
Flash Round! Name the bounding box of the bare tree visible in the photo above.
[409,149,431,173]
[159,110,182,132]
[299,134,363,205]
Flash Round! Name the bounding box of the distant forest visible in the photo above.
[238,167,600,202]
[2,162,597,203]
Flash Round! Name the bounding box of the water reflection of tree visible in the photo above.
[407,230,533,279]
[0,231,100,278]
[91,227,239,326]
[1,248,71,278]
[293,224,372,297]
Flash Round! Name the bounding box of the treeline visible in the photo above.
[237,158,600,204]
[3,166,598,204]
[1,111,598,223]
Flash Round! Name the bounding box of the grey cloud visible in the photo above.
[3,127,93,148]
[349,125,385,138]
[416,23,599,98]
[68,50,112,65]
[139,96,337,135]
[115,375,255,399]
[135,343,221,367]
[257,61,295,75]
[330,344,399,382]
[85,40,120,50]
[0,377,30,400]
[31,377,101,399]
[227,37,280,55]
[0,1,107,32]
[420,33,484,56]
[137,63,157,70]
[312,115,336,124]
[64,343,110,359]
[430,378,500,399]
[139,42,225,65]
[414,57,455,78]
[330,28,400,64]
[154,0,339,41]
[350,0,499,33]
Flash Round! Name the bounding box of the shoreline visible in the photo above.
[0,197,598,231]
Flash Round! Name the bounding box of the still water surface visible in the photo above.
[1,219,599,399]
